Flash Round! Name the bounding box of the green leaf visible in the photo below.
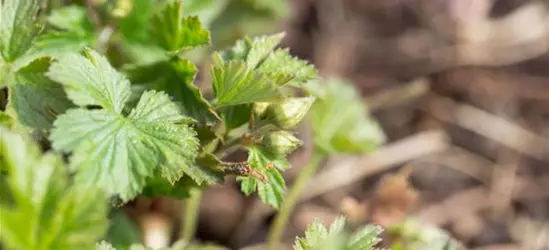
[245,32,285,69]
[294,217,382,250]
[47,5,93,35]
[0,127,108,250]
[150,0,210,52]
[51,90,208,201]
[0,0,40,62]
[6,72,73,130]
[306,78,386,155]
[46,48,131,113]
[48,50,210,201]
[169,57,220,124]
[294,219,329,250]
[238,146,288,209]
[258,48,317,86]
[126,58,219,125]
[222,33,285,69]
[211,58,282,106]
[347,225,383,250]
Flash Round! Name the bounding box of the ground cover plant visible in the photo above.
[1,0,468,249]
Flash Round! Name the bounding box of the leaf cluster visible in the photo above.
[0,0,390,249]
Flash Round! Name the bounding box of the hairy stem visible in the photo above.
[267,153,325,250]
[181,188,202,242]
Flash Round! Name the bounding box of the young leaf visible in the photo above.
[306,78,386,155]
[257,48,317,86]
[150,0,210,52]
[212,33,316,107]
[221,32,284,68]
[211,57,282,106]
[347,225,384,250]
[238,146,289,209]
[294,217,382,250]
[47,49,212,201]
[0,0,40,62]
[0,127,108,250]
[245,32,285,68]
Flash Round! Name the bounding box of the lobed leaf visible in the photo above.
[51,91,209,201]
[48,50,210,202]
[211,58,282,106]
[294,217,382,250]
[238,146,289,209]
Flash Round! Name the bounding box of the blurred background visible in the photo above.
[109,0,549,249]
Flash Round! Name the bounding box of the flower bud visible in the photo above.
[262,131,302,155]
[264,96,315,129]
[252,102,271,119]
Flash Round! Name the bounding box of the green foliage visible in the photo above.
[0,126,108,250]
[212,33,317,107]
[294,217,383,250]
[239,146,290,209]
[47,48,220,202]
[306,78,386,155]
[0,0,391,249]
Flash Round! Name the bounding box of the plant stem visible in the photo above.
[267,153,325,250]
[181,188,202,242]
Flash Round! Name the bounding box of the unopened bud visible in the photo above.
[252,102,271,118]
[262,131,302,155]
[265,96,315,129]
